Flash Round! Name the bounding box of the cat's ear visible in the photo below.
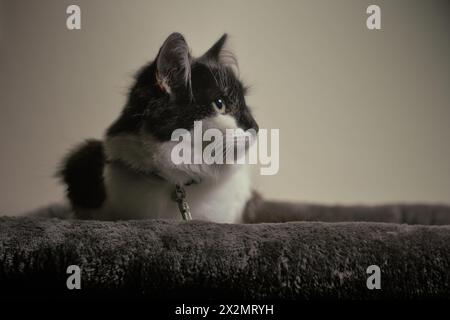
[200,34,238,73]
[202,33,228,60]
[156,33,192,101]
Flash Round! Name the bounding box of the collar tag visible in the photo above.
[173,184,192,221]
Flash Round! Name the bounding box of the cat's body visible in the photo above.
[60,33,259,223]
[102,158,251,223]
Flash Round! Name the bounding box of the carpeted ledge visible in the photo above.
[0,216,449,299]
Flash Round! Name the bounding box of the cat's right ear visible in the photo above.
[155,33,192,102]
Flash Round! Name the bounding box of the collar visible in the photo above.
[106,158,200,186]
[106,158,165,181]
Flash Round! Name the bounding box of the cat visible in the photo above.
[59,33,259,223]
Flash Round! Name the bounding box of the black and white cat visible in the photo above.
[60,33,259,223]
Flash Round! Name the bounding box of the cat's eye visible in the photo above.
[211,98,226,114]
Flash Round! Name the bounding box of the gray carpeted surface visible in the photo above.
[1,202,450,299]
[244,198,450,225]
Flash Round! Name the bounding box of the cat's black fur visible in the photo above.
[60,139,105,212]
[60,33,258,211]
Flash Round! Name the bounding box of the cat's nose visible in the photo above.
[253,122,259,133]
[239,110,259,133]
[245,117,259,133]
[250,122,259,134]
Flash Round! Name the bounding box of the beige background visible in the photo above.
[1,0,449,215]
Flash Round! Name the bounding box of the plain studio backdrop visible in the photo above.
[0,0,449,215]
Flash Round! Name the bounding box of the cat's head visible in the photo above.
[105,33,258,183]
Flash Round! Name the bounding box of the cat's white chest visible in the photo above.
[99,164,252,223]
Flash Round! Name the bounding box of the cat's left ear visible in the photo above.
[202,34,228,60]
[156,33,192,102]
[200,34,238,73]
